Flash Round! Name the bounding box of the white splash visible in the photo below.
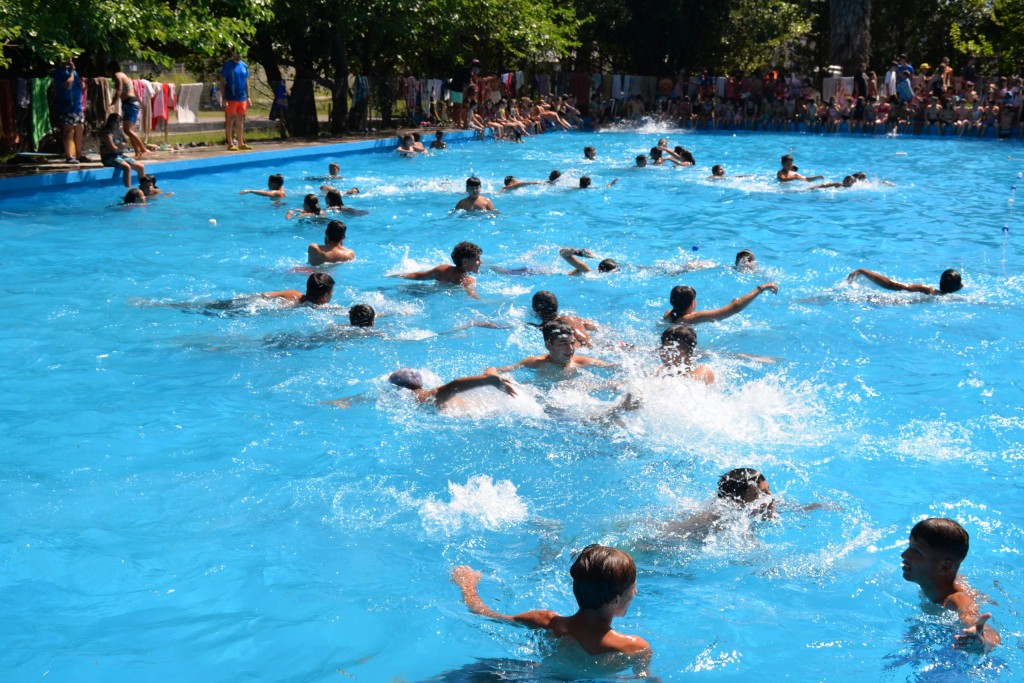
[420,474,528,534]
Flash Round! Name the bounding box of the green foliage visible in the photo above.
[0,0,271,72]
[720,0,815,73]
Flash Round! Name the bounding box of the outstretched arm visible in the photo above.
[847,268,936,294]
[462,275,480,300]
[451,566,557,628]
[396,266,441,281]
[433,371,517,406]
[686,283,778,324]
[560,247,594,274]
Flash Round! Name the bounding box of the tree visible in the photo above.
[830,0,871,74]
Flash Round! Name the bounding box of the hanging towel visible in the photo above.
[175,83,202,122]
[135,79,154,137]
[30,78,50,150]
[151,81,167,126]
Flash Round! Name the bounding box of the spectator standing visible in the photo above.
[221,51,253,151]
[449,58,482,129]
[52,57,86,164]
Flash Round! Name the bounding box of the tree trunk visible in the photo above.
[288,30,320,137]
[329,25,349,135]
[829,0,871,74]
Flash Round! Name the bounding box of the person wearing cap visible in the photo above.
[388,367,516,411]
[491,319,613,374]
[846,268,963,295]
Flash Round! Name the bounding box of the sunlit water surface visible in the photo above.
[1,128,1022,681]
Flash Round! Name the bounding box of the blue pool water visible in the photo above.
[1,128,1022,681]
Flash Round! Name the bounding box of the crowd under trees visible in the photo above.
[1,0,1023,134]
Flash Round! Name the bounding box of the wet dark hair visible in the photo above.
[328,162,341,175]
[503,175,516,187]
[636,155,647,166]
[570,544,637,610]
[540,319,575,344]
[675,146,696,164]
[305,272,335,303]
[466,176,482,189]
[649,147,663,160]
[123,188,146,205]
[583,146,596,158]
[532,290,559,321]
[598,259,619,273]
[939,269,963,294]
[348,303,376,327]
[325,189,344,208]
[735,250,756,267]
[717,468,767,503]
[911,518,969,561]
[711,164,725,177]
[670,285,696,312]
[412,132,422,142]
[579,176,592,189]
[101,113,121,133]
[303,193,321,212]
[548,170,561,182]
[781,154,794,164]
[325,220,347,243]
[268,174,284,189]
[451,241,482,268]
[661,324,697,355]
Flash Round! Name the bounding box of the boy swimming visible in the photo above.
[452,544,650,657]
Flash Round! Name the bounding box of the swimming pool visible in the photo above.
[1,128,1022,681]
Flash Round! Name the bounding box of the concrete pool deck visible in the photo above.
[0,129,487,194]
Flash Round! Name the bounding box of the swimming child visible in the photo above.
[387,367,517,411]
[492,320,613,373]
[429,130,447,149]
[396,240,483,299]
[846,268,963,295]
[308,220,355,265]
[900,517,1001,652]
[664,282,778,324]
[451,544,650,657]
[454,176,496,211]
[286,193,326,219]
[560,248,619,274]
[261,272,335,306]
[531,290,597,347]
[240,173,286,199]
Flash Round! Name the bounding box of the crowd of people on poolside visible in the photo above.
[428,55,1024,139]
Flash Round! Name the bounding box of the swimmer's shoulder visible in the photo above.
[603,630,651,655]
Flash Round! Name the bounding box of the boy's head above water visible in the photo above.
[570,544,637,611]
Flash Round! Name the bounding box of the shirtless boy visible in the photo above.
[777,154,824,182]
[493,320,613,373]
[452,544,650,658]
[847,268,963,295]
[658,325,714,384]
[261,272,334,305]
[308,220,355,265]
[501,175,544,192]
[664,283,778,324]
[455,176,496,211]
[901,518,1000,652]
[560,247,619,274]
[241,174,286,199]
[532,290,597,347]
[397,241,483,299]
[107,61,147,158]
[388,366,517,411]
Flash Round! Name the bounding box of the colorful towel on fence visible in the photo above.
[31,78,50,150]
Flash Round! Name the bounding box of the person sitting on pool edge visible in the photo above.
[663,282,778,324]
[308,220,355,266]
[531,290,597,347]
[241,173,286,199]
[658,325,714,384]
[846,268,963,295]
[396,241,483,299]
[451,544,650,658]
[262,272,334,306]
[388,366,517,409]
[492,319,613,373]
[777,154,823,183]
[560,247,619,275]
[901,517,1000,652]
[454,176,496,212]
